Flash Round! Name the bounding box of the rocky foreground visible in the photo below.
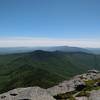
[0,70,100,100]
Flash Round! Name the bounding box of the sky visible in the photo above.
[0,0,100,47]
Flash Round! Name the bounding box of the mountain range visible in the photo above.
[0,46,93,54]
[87,48,100,54]
[0,46,100,93]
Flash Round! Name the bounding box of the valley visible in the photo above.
[0,50,100,94]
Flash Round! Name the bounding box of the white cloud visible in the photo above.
[0,37,100,48]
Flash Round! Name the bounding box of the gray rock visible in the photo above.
[0,87,55,100]
[89,90,100,100]
[75,96,88,100]
[47,76,86,96]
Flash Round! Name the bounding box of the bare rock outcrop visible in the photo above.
[0,87,55,100]
[89,90,100,100]
[76,96,88,100]
[47,76,85,96]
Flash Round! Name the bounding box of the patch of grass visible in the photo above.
[76,91,90,97]
[84,79,100,91]
[54,91,76,100]
[76,79,100,97]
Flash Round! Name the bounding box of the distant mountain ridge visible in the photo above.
[0,46,91,54]
[87,48,100,54]
[41,46,91,53]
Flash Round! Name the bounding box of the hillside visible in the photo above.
[0,70,100,100]
[0,50,100,93]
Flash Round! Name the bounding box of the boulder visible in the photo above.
[47,76,86,96]
[89,90,100,100]
[0,87,55,100]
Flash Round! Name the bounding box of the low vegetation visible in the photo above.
[54,91,76,100]
[54,78,100,100]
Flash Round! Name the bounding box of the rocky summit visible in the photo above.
[0,87,55,100]
[0,70,99,100]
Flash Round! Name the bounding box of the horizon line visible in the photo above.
[0,37,100,48]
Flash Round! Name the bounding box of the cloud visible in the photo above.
[0,37,100,48]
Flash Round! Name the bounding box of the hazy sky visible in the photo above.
[0,0,100,47]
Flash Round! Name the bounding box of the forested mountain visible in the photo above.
[0,50,100,93]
